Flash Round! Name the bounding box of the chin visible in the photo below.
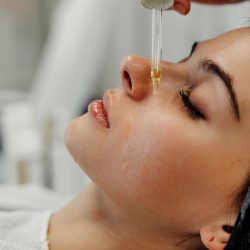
[64,114,104,171]
[64,117,79,154]
[64,115,89,162]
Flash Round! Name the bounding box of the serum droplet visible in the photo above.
[151,67,162,94]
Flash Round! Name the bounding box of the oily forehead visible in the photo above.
[198,28,250,122]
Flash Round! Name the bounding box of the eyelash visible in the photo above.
[180,89,205,120]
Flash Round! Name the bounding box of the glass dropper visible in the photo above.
[151,8,163,94]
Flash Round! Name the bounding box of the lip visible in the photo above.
[88,91,111,129]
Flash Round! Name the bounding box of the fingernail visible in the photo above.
[175,3,187,15]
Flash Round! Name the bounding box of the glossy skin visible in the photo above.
[62,28,250,249]
[173,0,244,15]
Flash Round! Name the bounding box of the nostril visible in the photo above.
[124,71,132,91]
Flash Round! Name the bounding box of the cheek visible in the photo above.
[111,113,187,204]
[114,112,219,211]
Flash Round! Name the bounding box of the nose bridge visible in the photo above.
[161,61,183,82]
[160,61,187,92]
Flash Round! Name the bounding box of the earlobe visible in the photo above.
[200,225,232,250]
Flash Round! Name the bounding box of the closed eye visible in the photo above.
[180,90,205,120]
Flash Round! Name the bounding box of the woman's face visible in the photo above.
[65,28,250,232]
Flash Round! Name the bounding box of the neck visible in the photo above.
[48,182,202,250]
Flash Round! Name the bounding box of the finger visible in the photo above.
[172,0,191,15]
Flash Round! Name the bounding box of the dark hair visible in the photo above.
[225,186,250,249]
[233,174,250,213]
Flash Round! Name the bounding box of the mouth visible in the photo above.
[88,99,110,129]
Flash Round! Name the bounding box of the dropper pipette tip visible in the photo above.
[151,67,162,94]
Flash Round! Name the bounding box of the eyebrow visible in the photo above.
[197,58,240,121]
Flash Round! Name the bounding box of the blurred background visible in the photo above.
[0,0,249,197]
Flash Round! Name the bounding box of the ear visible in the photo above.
[200,224,233,250]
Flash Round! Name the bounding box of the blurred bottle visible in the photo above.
[1,102,44,186]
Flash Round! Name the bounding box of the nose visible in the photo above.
[121,56,151,101]
[121,56,185,100]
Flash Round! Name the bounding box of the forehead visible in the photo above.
[200,28,250,67]
[199,28,250,121]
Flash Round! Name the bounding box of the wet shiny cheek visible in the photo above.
[113,95,225,211]
[114,109,189,201]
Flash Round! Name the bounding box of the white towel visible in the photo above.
[0,210,53,250]
[0,184,71,250]
[0,184,72,212]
